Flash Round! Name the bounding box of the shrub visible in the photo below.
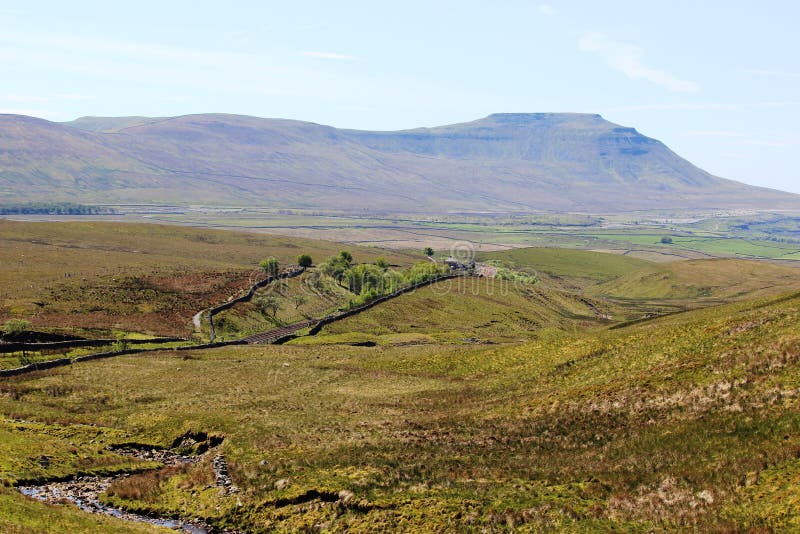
[259,257,280,277]
[406,261,448,285]
[319,251,354,281]
[297,254,313,268]
[2,319,30,335]
[254,295,281,318]
[112,333,129,352]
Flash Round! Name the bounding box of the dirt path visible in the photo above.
[192,310,204,331]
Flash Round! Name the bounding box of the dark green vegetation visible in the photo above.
[1,220,800,531]
[1,112,797,211]
[0,203,114,215]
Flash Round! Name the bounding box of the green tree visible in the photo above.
[424,247,434,257]
[375,257,389,270]
[254,295,281,318]
[346,264,384,295]
[297,254,313,268]
[319,251,354,282]
[293,294,308,310]
[661,236,674,244]
[338,250,353,264]
[259,257,280,277]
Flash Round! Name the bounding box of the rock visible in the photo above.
[696,489,714,504]
[274,478,291,490]
[337,489,355,505]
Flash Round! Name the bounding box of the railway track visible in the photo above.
[243,319,317,344]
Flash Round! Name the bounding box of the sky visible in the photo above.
[1,0,799,194]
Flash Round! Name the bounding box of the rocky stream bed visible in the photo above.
[18,444,241,533]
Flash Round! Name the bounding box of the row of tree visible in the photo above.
[318,251,448,307]
[258,254,313,277]
[0,203,115,215]
[250,250,448,321]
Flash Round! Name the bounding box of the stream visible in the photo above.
[18,446,239,533]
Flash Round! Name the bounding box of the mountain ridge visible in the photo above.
[0,112,795,212]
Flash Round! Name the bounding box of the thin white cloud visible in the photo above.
[0,29,478,118]
[610,101,800,113]
[56,94,95,101]
[298,51,358,61]
[742,68,800,78]
[687,130,743,138]
[579,33,699,92]
[737,138,796,148]
[754,101,800,108]
[3,94,49,103]
[537,4,556,16]
[687,130,799,148]
[2,93,94,103]
[609,103,737,112]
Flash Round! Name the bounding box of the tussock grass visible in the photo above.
[1,291,799,530]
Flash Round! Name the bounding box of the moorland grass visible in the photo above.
[0,291,798,531]
[0,220,416,337]
[477,247,651,283]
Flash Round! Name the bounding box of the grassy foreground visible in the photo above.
[1,287,799,531]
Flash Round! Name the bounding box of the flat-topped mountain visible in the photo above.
[0,112,796,212]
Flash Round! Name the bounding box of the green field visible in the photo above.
[117,209,800,261]
[477,247,651,283]
[10,208,800,262]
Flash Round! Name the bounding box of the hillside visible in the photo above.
[1,223,800,530]
[2,288,799,531]
[0,220,417,337]
[0,112,796,212]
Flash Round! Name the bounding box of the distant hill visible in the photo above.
[64,116,167,133]
[0,112,796,212]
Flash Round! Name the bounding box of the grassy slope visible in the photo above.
[479,247,800,315]
[477,247,651,284]
[0,220,416,337]
[309,277,616,343]
[594,258,800,301]
[1,290,798,531]
[211,272,354,339]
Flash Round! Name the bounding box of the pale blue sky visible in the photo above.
[2,1,799,193]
